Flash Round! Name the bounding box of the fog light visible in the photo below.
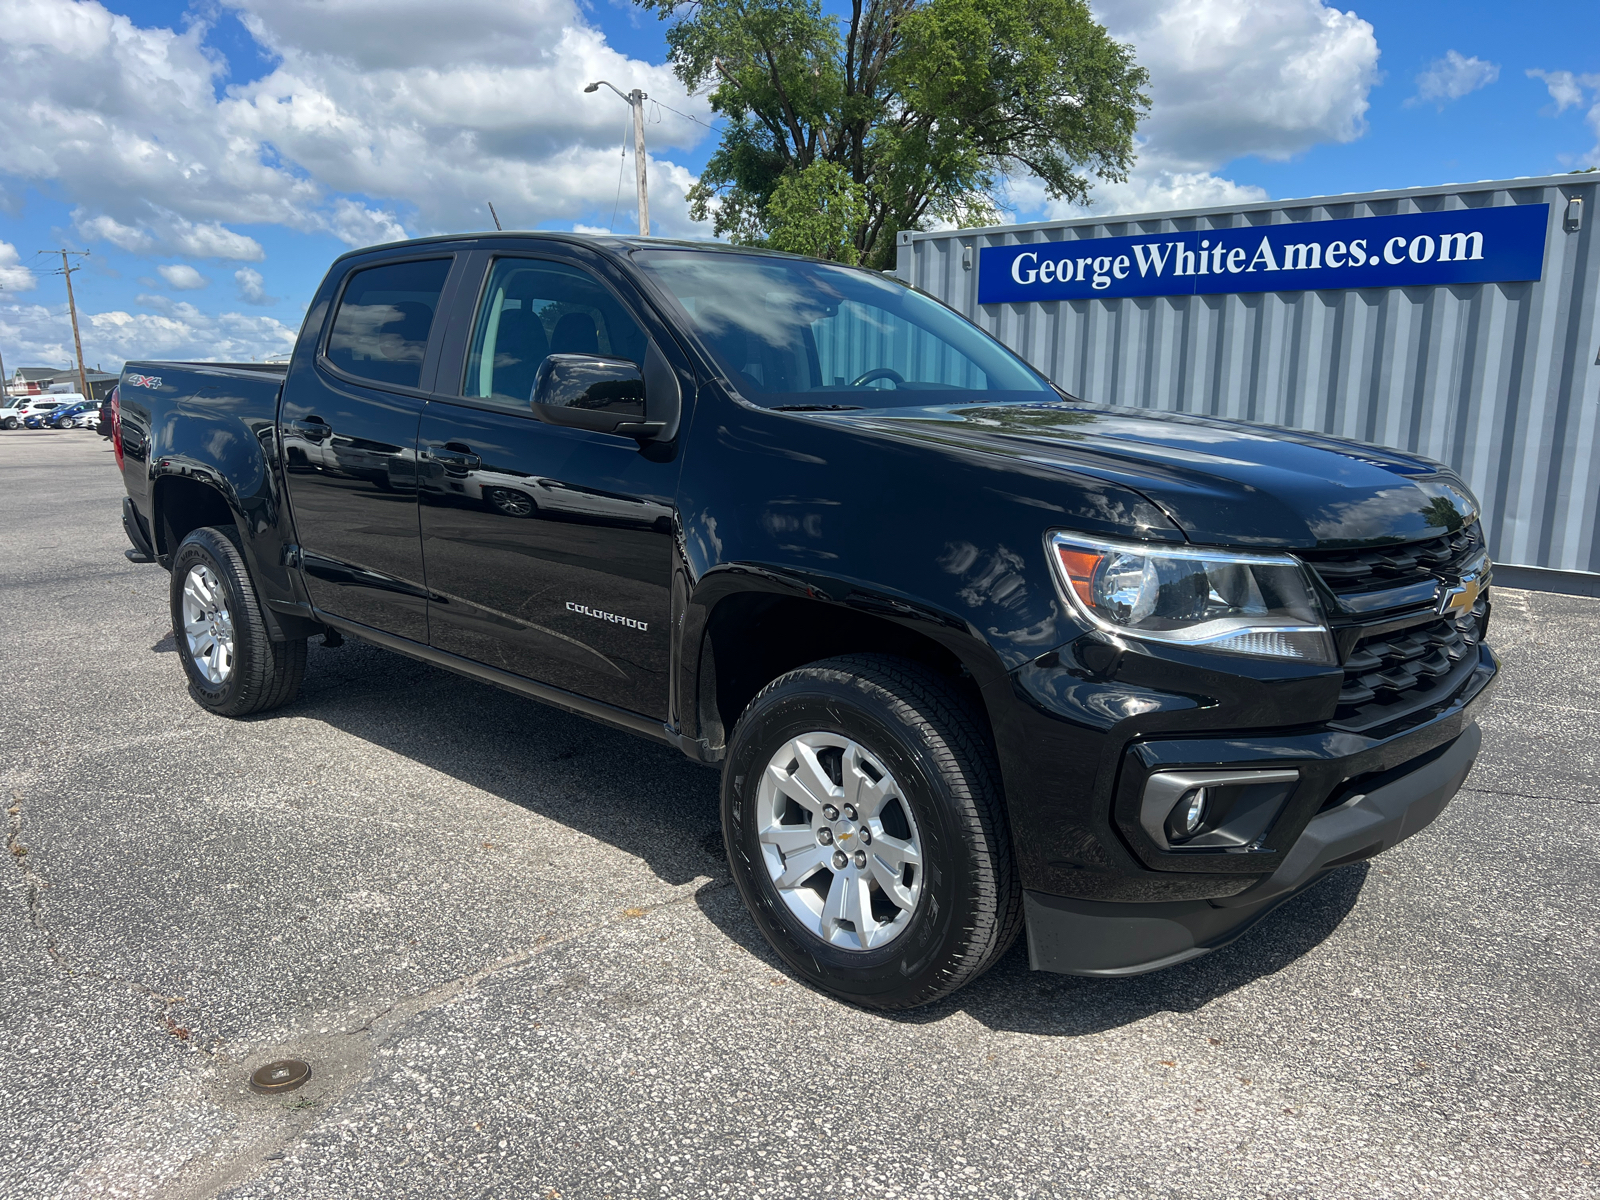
[1139,767,1301,852]
[1176,788,1207,837]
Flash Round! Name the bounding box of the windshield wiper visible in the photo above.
[768,403,866,412]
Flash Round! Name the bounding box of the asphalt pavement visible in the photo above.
[2,430,1596,1200]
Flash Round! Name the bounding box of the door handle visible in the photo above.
[429,442,481,472]
[292,417,332,442]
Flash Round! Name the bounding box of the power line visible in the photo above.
[608,115,630,234]
[650,98,723,132]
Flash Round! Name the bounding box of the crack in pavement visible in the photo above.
[6,789,68,970]
[1461,786,1599,806]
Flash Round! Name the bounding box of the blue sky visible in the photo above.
[0,0,1596,372]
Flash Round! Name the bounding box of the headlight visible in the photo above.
[1046,531,1336,665]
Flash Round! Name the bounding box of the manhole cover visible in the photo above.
[249,1059,312,1095]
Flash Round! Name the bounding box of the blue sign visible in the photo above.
[978,204,1549,304]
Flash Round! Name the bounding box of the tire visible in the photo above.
[169,526,307,717]
[722,654,1022,1009]
[1,417,17,430]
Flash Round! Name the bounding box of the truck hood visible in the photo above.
[838,400,1479,549]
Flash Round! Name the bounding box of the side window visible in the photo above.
[325,258,453,389]
[462,258,649,408]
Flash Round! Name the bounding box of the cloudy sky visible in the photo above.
[1,0,1596,372]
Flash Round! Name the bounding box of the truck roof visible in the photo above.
[329,231,831,267]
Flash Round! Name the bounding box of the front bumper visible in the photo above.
[1024,720,1481,975]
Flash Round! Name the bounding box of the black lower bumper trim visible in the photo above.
[121,497,156,563]
[1024,723,1481,976]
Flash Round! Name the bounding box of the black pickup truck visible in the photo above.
[114,233,1497,1008]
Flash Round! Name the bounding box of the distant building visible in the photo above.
[7,367,66,396]
[48,369,119,402]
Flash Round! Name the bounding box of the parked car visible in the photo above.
[45,400,102,429]
[2,397,62,429]
[11,398,67,428]
[112,234,1497,1010]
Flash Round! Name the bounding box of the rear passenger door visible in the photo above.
[417,251,681,720]
[281,254,463,641]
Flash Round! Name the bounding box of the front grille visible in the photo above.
[1300,522,1490,735]
[1328,600,1488,732]
[1302,523,1484,604]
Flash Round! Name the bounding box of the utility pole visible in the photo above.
[584,81,649,236]
[0,285,9,399]
[42,250,91,400]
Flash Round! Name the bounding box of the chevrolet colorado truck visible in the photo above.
[114,233,1497,1009]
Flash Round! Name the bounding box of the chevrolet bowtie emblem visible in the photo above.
[1437,559,1489,618]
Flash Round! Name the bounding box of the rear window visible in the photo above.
[325,258,453,389]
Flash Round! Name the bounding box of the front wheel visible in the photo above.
[1,416,17,430]
[169,526,306,717]
[722,654,1021,1009]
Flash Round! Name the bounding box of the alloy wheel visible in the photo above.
[755,732,924,951]
[490,489,535,517]
[181,563,235,684]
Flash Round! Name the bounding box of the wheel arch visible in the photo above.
[153,473,319,642]
[152,473,240,557]
[685,575,1011,766]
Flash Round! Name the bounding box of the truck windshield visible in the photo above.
[633,250,1050,408]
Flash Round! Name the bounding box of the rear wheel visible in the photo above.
[169,526,306,716]
[722,654,1021,1009]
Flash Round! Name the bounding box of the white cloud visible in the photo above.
[0,0,716,257]
[1052,169,1270,218]
[1021,0,1379,219]
[70,209,266,261]
[1527,69,1596,114]
[72,213,154,253]
[0,241,37,292]
[1527,69,1600,165]
[158,264,209,290]
[0,296,297,370]
[1094,0,1381,174]
[1407,51,1498,109]
[235,268,279,306]
[326,200,409,249]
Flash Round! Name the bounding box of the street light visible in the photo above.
[585,80,649,237]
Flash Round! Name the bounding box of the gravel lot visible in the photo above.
[3,431,1597,1200]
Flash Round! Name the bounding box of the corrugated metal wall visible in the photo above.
[896,174,1600,577]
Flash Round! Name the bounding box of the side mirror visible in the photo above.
[531,354,661,437]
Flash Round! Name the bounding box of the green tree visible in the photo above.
[763,162,869,261]
[638,0,1149,267]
